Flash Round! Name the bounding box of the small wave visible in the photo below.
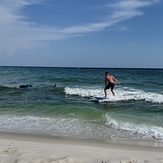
[103,114,163,141]
[64,87,102,97]
[0,115,80,136]
[0,85,20,92]
[64,87,163,103]
[0,115,107,139]
[0,86,12,91]
[1,114,163,142]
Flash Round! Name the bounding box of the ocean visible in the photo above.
[0,66,163,146]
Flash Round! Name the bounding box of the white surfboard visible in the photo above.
[90,96,108,102]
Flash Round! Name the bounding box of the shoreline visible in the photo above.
[0,132,163,163]
[1,131,163,148]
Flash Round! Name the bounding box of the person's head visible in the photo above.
[105,71,109,76]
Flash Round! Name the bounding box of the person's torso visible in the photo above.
[106,75,114,83]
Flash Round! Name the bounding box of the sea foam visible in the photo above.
[64,87,163,103]
[104,113,163,141]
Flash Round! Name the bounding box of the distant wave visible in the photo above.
[64,87,163,104]
[0,85,18,91]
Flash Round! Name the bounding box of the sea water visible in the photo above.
[0,67,163,145]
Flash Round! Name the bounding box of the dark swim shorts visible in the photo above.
[105,82,115,90]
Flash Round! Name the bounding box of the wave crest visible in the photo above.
[64,87,163,103]
[104,114,163,141]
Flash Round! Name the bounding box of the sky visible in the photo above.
[0,0,163,68]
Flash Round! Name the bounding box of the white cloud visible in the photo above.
[60,0,159,34]
[108,0,157,21]
[0,0,159,56]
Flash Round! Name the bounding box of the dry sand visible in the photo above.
[0,132,163,163]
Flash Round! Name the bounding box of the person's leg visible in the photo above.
[111,90,115,96]
[111,84,115,96]
[104,89,107,98]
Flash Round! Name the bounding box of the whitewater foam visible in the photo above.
[104,114,163,141]
[0,113,163,142]
[64,87,163,103]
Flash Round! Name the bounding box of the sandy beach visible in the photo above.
[0,132,163,163]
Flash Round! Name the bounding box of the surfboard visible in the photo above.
[90,96,108,102]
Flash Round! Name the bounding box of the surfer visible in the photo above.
[104,71,120,98]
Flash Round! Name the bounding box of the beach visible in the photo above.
[0,132,163,163]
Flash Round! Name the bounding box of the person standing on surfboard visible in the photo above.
[104,71,120,98]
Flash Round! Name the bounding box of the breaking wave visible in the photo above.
[64,87,163,104]
[103,114,163,141]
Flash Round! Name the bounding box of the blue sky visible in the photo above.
[0,0,162,68]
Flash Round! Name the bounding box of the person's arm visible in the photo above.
[113,76,120,84]
[105,77,107,86]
